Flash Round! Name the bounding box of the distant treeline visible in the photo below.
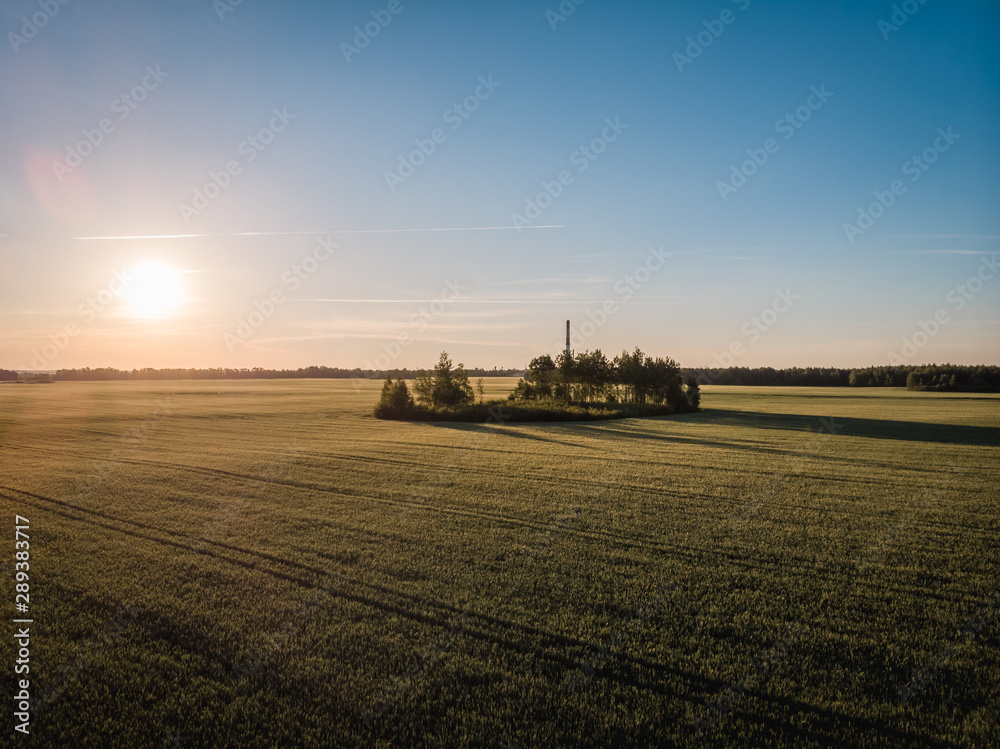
[684,364,1000,392]
[47,366,524,381]
[0,370,52,384]
[683,366,850,387]
[4,364,997,393]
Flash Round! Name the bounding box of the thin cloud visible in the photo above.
[426,338,523,347]
[878,234,1000,240]
[705,245,778,252]
[74,225,564,240]
[672,245,778,255]
[297,297,601,304]
[296,296,687,304]
[886,249,996,255]
[560,252,619,262]
[247,333,522,348]
[487,276,613,286]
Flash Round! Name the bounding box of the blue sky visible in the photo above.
[1,0,998,370]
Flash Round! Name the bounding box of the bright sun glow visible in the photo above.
[121,261,186,319]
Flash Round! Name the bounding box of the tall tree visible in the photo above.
[430,351,475,407]
[685,376,701,410]
[526,354,557,398]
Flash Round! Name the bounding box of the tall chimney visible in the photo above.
[565,320,571,355]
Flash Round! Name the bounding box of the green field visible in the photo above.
[1,381,998,748]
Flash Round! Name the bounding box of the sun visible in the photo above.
[121,261,186,319]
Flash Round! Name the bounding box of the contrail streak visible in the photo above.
[74,225,564,240]
[296,296,686,304]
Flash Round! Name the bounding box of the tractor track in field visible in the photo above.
[2,442,756,526]
[0,484,737,701]
[0,479,782,575]
[2,482,976,622]
[0,485,960,748]
[2,434,948,488]
[0,462,870,578]
[2,442,942,525]
[1,442,974,576]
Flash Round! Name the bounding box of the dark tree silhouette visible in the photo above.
[510,347,692,413]
[374,377,414,419]
[413,352,475,408]
[686,377,701,410]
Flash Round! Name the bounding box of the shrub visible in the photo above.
[686,377,701,410]
[373,377,414,419]
[413,352,475,408]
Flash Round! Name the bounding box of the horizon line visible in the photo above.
[15,362,999,374]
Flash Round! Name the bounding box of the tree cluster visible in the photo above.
[375,352,476,418]
[373,377,415,419]
[510,348,699,412]
[849,364,1000,392]
[903,365,1000,392]
[413,353,476,408]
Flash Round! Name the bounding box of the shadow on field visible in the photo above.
[422,421,596,450]
[419,408,999,448]
[694,409,1000,447]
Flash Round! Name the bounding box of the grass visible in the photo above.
[1,380,998,747]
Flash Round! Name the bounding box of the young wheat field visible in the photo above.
[1,380,998,748]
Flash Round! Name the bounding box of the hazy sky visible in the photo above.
[1,0,998,371]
